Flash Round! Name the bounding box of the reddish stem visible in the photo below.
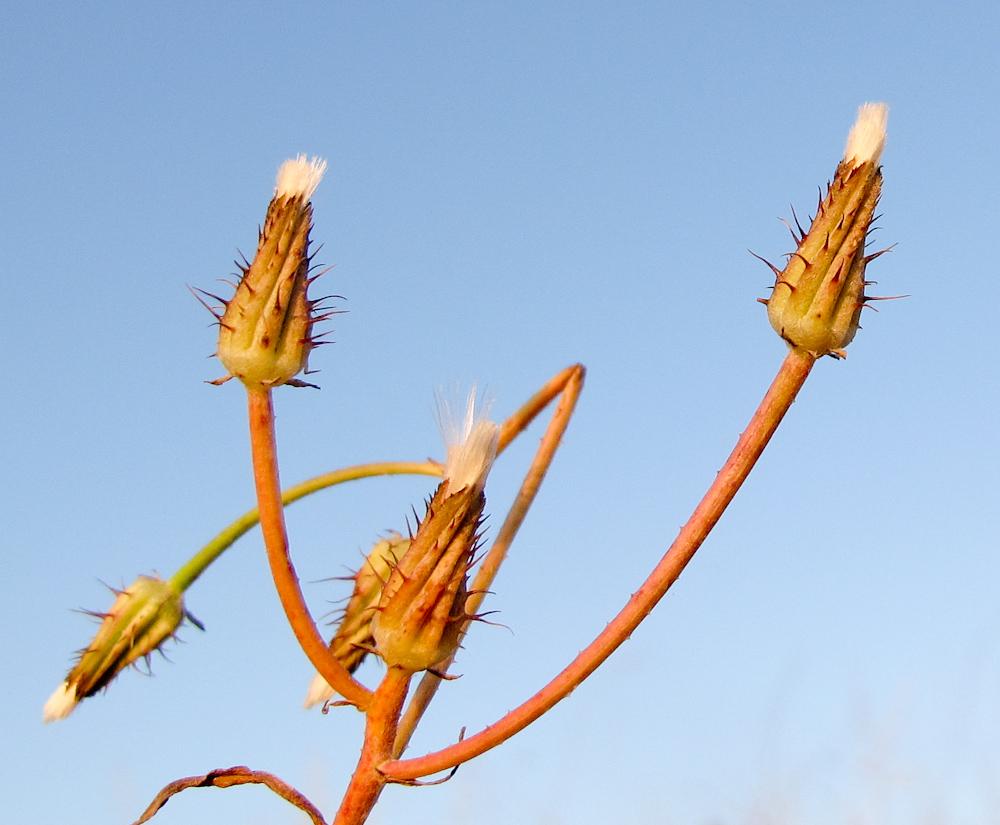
[332,667,412,825]
[247,387,373,710]
[382,348,817,780]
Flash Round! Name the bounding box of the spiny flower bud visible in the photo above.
[763,103,888,358]
[303,534,409,709]
[371,393,499,672]
[214,155,329,388]
[44,575,195,722]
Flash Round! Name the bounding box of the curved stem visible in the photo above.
[382,348,816,780]
[496,364,583,454]
[246,387,374,710]
[393,364,585,756]
[131,766,327,825]
[174,366,578,601]
[168,461,442,593]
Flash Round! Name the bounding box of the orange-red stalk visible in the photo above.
[383,348,816,780]
[333,667,412,825]
[247,387,374,710]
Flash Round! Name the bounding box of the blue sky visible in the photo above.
[2,1,999,823]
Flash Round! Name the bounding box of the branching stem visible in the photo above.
[382,348,817,780]
[332,667,412,825]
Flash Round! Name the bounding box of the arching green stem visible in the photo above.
[167,461,442,593]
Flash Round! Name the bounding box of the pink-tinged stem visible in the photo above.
[247,387,374,710]
[382,348,816,780]
[332,667,412,825]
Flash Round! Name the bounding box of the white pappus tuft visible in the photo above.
[843,102,888,167]
[303,674,334,710]
[438,387,500,494]
[275,154,327,201]
[43,682,77,723]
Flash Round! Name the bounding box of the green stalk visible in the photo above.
[167,461,442,593]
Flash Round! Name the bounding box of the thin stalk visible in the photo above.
[470,365,584,611]
[496,364,582,454]
[382,348,817,780]
[393,364,585,756]
[332,667,412,825]
[246,387,374,710]
[168,461,442,593]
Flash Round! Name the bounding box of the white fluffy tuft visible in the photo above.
[303,674,335,709]
[438,387,500,494]
[275,155,327,201]
[43,682,77,723]
[843,102,888,166]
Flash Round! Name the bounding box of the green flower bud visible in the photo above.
[215,156,328,388]
[44,575,193,722]
[764,104,887,358]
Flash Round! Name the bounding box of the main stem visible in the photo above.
[383,348,817,780]
[246,387,373,710]
[332,667,412,825]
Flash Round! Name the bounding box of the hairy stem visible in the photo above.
[382,348,817,779]
[246,387,373,710]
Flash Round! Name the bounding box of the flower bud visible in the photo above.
[764,103,887,358]
[303,534,409,709]
[371,394,499,672]
[44,575,192,722]
[215,155,328,388]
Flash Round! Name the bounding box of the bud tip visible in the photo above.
[843,102,888,166]
[275,154,327,201]
[439,388,500,493]
[43,682,77,723]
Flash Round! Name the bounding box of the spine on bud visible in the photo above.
[763,103,888,358]
[214,155,330,388]
[43,575,193,722]
[304,534,409,709]
[371,394,499,672]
